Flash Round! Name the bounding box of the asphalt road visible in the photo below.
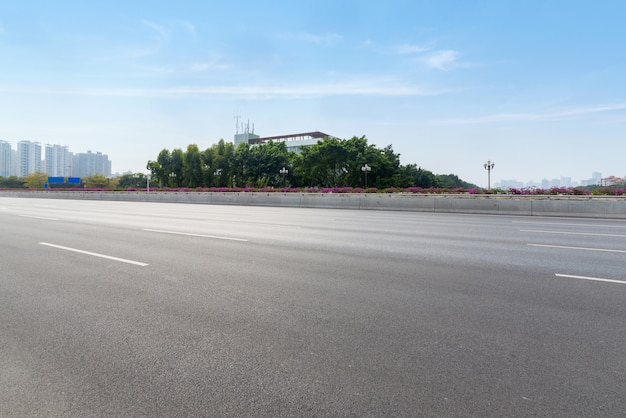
[1,197,624,417]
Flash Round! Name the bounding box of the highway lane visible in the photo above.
[1,197,625,417]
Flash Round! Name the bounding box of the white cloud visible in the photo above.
[0,80,449,99]
[393,43,431,55]
[299,32,342,45]
[189,60,229,72]
[421,50,459,71]
[434,103,626,125]
[141,19,172,46]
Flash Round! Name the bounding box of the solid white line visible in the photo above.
[521,229,626,238]
[528,243,626,253]
[39,242,148,266]
[142,229,248,242]
[19,215,59,221]
[513,221,626,229]
[555,274,626,285]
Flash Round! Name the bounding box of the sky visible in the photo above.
[1,0,625,187]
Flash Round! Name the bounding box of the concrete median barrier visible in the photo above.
[1,190,625,219]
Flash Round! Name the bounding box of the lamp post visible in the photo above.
[146,173,150,194]
[483,160,495,191]
[361,164,371,188]
[213,168,222,187]
[279,167,288,188]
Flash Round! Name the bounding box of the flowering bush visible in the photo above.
[6,184,625,195]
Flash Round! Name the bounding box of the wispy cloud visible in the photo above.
[174,19,196,36]
[189,62,229,72]
[421,50,460,71]
[435,104,626,125]
[393,43,431,55]
[141,19,171,46]
[0,80,449,99]
[297,32,342,45]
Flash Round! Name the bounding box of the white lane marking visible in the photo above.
[555,274,626,285]
[521,229,626,238]
[142,229,248,242]
[528,243,626,253]
[513,221,626,229]
[19,215,59,221]
[39,242,148,266]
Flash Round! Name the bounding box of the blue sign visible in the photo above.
[48,177,64,184]
[68,177,81,184]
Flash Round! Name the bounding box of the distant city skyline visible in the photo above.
[0,139,111,178]
[495,172,603,190]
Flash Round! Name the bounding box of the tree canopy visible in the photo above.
[146,136,463,189]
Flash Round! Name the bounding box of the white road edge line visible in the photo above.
[19,215,59,221]
[555,274,626,285]
[513,221,626,229]
[521,229,626,238]
[39,242,148,266]
[142,229,249,242]
[528,243,626,253]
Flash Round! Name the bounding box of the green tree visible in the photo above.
[147,148,172,187]
[84,174,109,188]
[23,172,48,189]
[146,136,476,191]
[232,142,250,187]
[207,139,234,187]
[436,174,475,189]
[242,140,290,187]
[297,136,350,187]
[118,173,150,189]
[183,144,203,188]
[393,165,439,188]
[170,148,184,187]
[0,176,25,188]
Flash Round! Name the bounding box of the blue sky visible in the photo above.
[1,1,625,186]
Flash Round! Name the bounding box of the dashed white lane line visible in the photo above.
[521,229,626,238]
[528,243,626,253]
[39,242,148,266]
[555,274,626,285]
[19,215,59,221]
[142,229,248,242]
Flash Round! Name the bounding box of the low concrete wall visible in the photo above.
[2,190,626,219]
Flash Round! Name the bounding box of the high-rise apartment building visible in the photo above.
[72,151,111,177]
[17,140,42,177]
[45,144,71,177]
[0,140,12,177]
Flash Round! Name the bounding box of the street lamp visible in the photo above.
[483,160,495,191]
[279,167,288,188]
[213,168,222,187]
[361,164,371,188]
[170,172,177,188]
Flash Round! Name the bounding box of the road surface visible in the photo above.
[1,197,624,416]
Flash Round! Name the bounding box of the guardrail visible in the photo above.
[2,190,625,219]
